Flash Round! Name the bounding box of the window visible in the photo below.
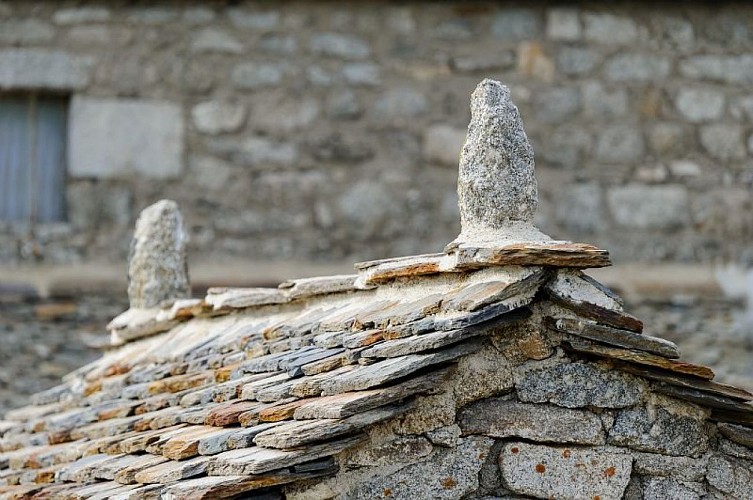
[0,94,67,223]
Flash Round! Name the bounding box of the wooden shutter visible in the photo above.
[0,95,67,223]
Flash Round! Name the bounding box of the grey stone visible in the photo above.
[700,124,746,161]
[227,8,279,30]
[182,7,216,24]
[426,424,461,448]
[605,53,671,81]
[491,9,541,41]
[342,63,380,86]
[127,200,190,309]
[719,423,753,450]
[310,33,370,59]
[347,435,433,467]
[452,52,516,73]
[423,125,466,166]
[583,13,640,44]
[190,29,243,54]
[128,7,177,24]
[68,26,130,46]
[187,156,234,191]
[595,124,644,164]
[546,8,581,41]
[326,89,362,120]
[643,478,701,500]
[533,87,581,124]
[374,87,428,122]
[449,345,514,408]
[706,454,753,499]
[68,96,184,179]
[516,361,644,408]
[260,34,297,54]
[434,19,475,40]
[53,7,111,24]
[499,442,632,499]
[207,136,298,168]
[538,127,592,168]
[720,438,753,461]
[0,19,54,43]
[252,96,319,134]
[306,66,333,86]
[0,49,93,90]
[557,47,601,75]
[675,88,725,122]
[608,406,708,457]
[191,100,246,135]
[633,452,708,481]
[231,61,287,89]
[608,184,689,230]
[556,182,606,233]
[648,122,687,155]
[67,182,132,230]
[652,16,695,49]
[582,82,628,118]
[680,55,753,84]
[459,399,605,444]
[456,79,538,240]
[349,437,494,499]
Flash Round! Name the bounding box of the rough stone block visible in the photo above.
[348,437,493,499]
[69,96,184,179]
[191,100,246,135]
[699,123,746,161]
[680,55,753,85]
[595,124,644,164]
[643,477,702,500]
[605,53,671,81]
[190,28,243,53]
[706,454,753,499]
[231,61,287,89]
[342,63,380,86]
[0,49,93,90]
[533,86,581,124]
[491,9,541,40]
[53,7,111,24]
[0,19,54,44]
[374,87,428,122]
[583,13,640,44]
[546,7,581,41]
[632,451,708,481]
[557,47,601,75]
[515,361,644,409]
[608,184,690,230]
[310,33,370,59]
[499,442,632,499]
[227,8,280,30]
[555,182,606,233]
[675,88,725,123]
[459,399,605,444]
[608,405,709,457]
[423,125,466,166]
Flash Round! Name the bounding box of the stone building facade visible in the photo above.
[0,1,752,267]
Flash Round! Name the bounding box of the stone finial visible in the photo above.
[454,79,548,245]
[127,200,190,309]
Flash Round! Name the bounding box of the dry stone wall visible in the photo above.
[1,1,752,266]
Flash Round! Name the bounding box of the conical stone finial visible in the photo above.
[127,200,190,309]
[454,79,549,246]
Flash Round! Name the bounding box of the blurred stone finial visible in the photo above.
[127,200,190,309]
[454,79,548,246]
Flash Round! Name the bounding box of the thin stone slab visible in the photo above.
[434,303,532,331]
[134,455,212,484]
[254,404,407,449]
[655,384,753,414]
[360,329,478,358]
[226,422,284,450]
[450,242,611,269]
[205,287,290,310]
[113,454,170,484]
[355,253,445,285]
[278,274,361,299]
[162,470,335,499]
[546,285,643,333]
[162,426,224,460]
[719,423,753,449]
[459,399,605,445]
[209,435,364,475]
[294,370,446,419]
[547,317,679,358]
[318,342,480,395]
[564,340,715,380]
[613,361,752,402]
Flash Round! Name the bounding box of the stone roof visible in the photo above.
[1,79,752,499]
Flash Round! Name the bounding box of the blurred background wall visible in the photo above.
[1,1,752,411]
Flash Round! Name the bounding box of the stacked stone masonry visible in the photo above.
[1,1,753,265]
[2,242,753,499]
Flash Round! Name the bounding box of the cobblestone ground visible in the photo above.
[0,294,751,416]
[0,294,127,416]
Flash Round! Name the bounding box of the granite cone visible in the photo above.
[454,79,549,246]
[127,199,190,309]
